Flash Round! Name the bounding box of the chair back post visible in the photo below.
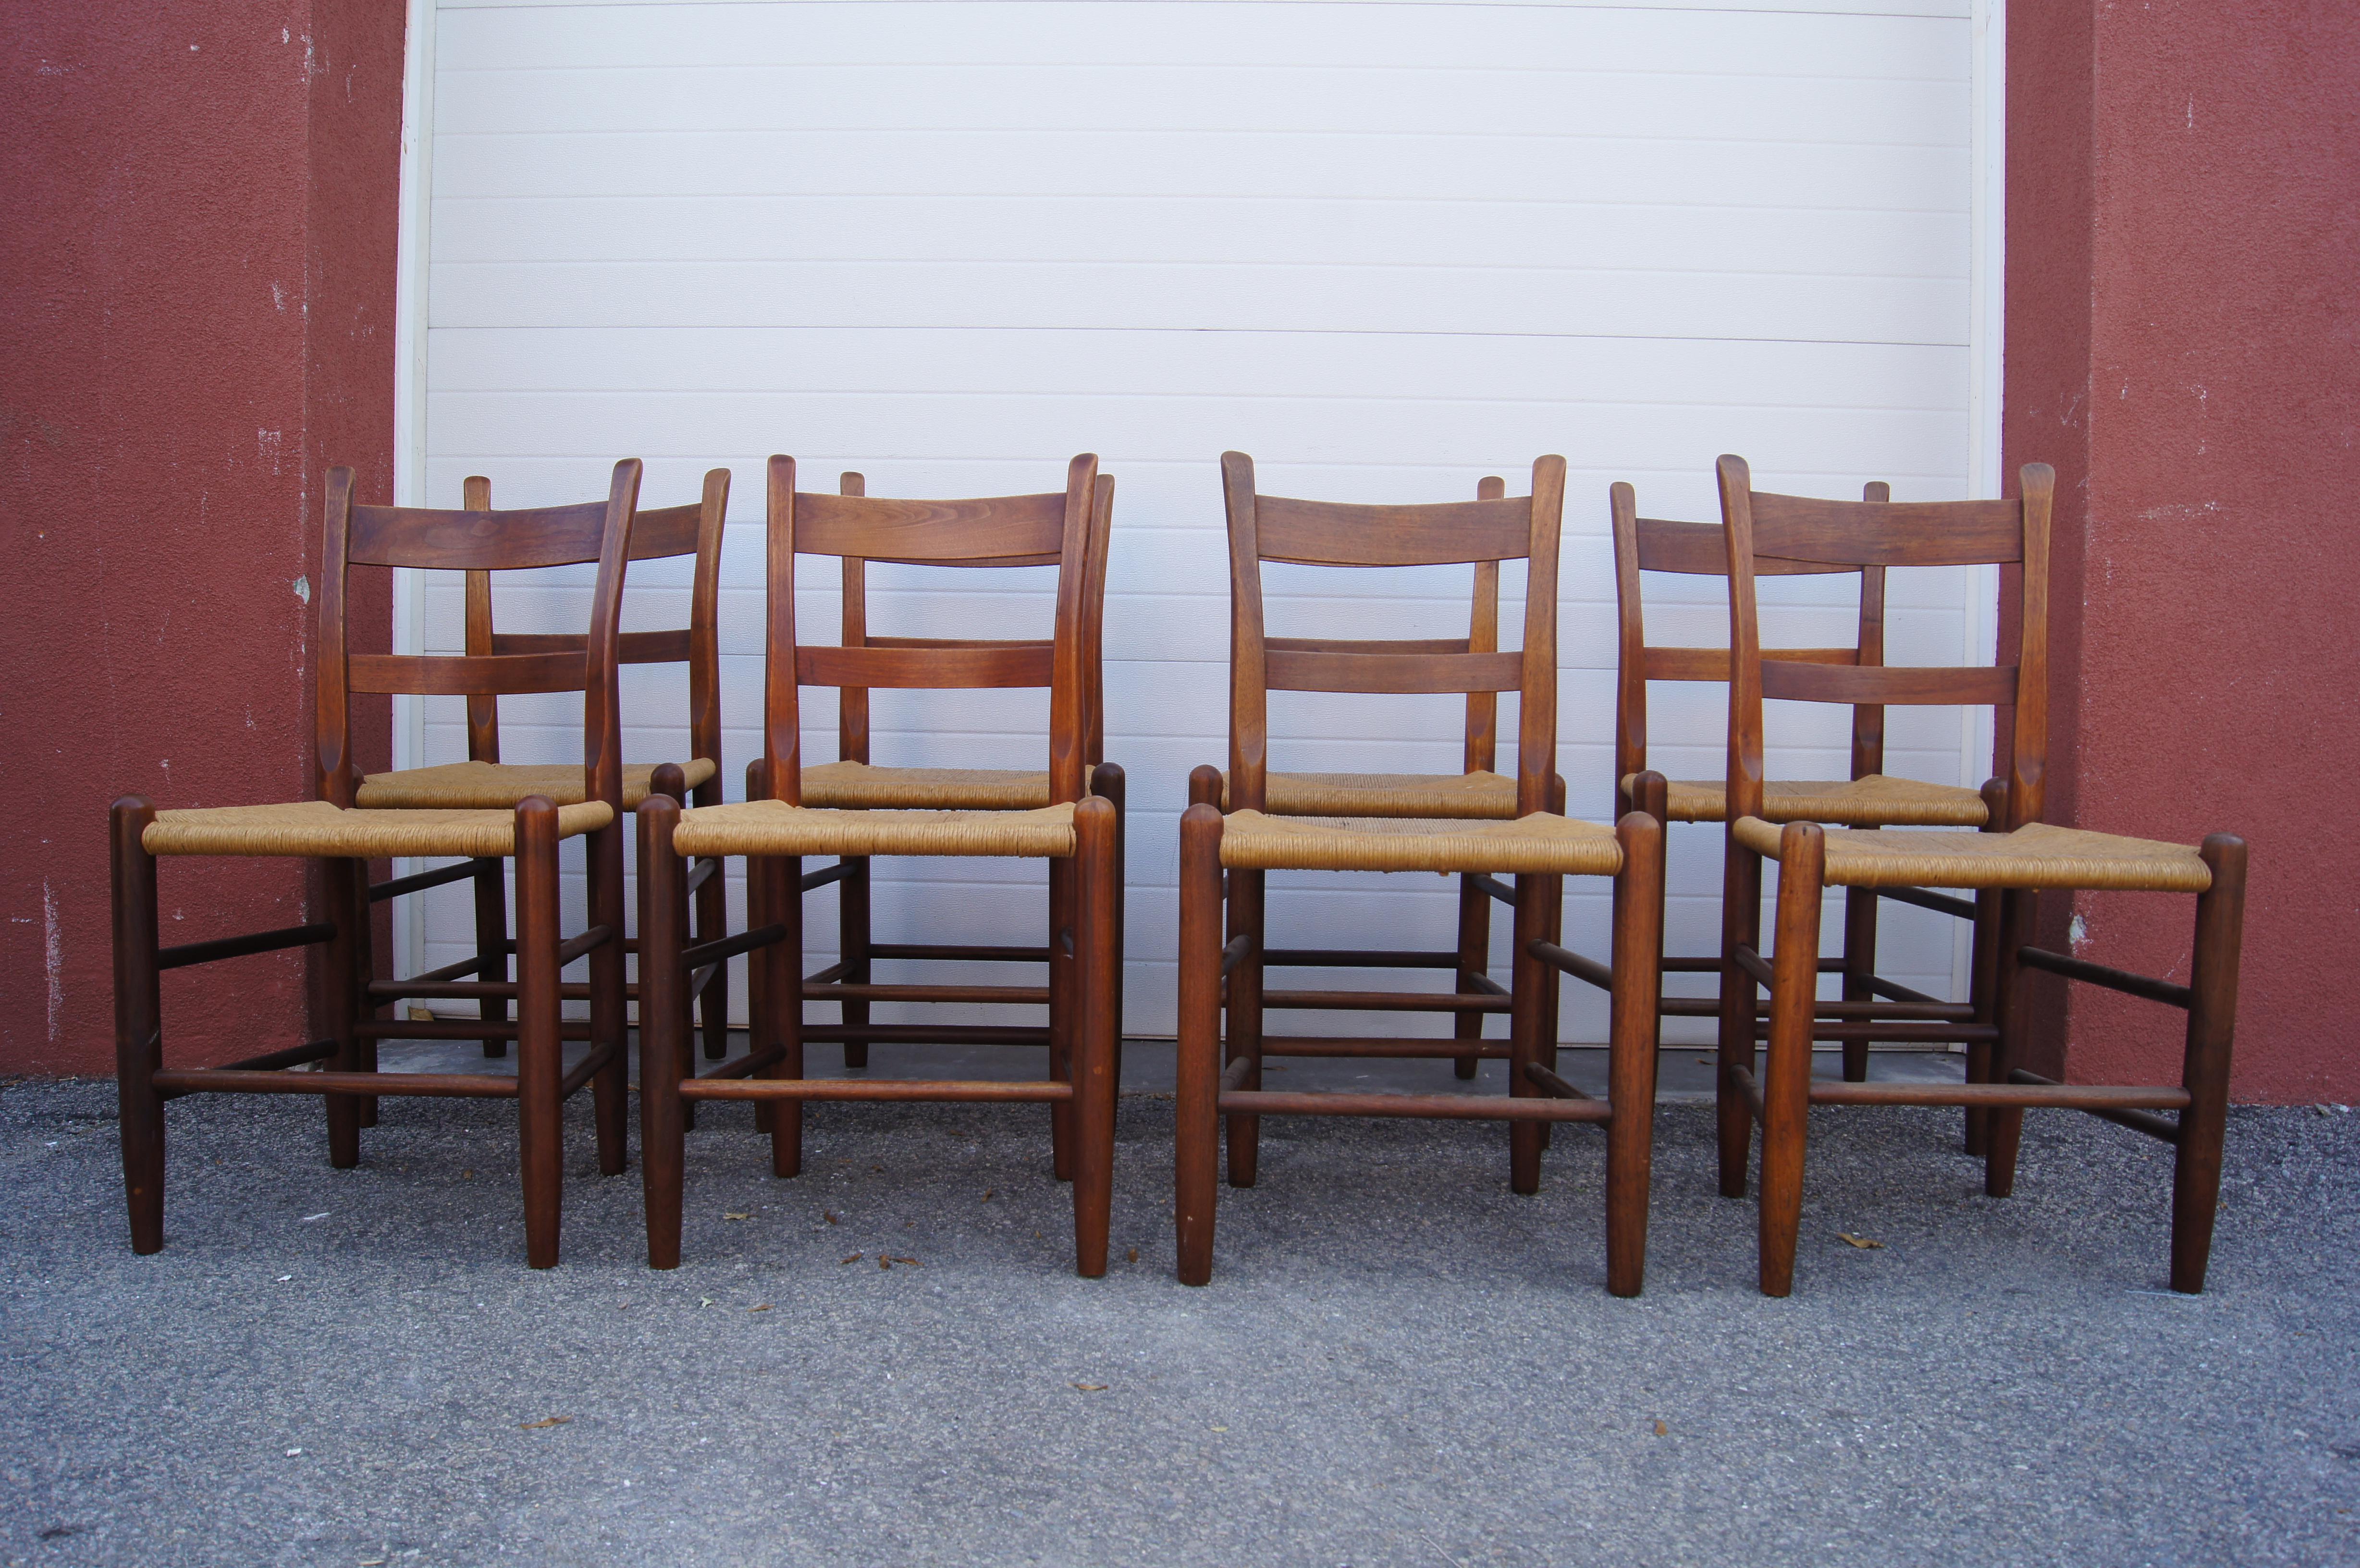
[461,475,500,764]
[1849,481,1891,783]
[1608,480,1649,809]
[836,469,869,772]
[316,466,360,808]
[1084,474,1116,768]
[1513,454,1568,816]
[762,455,806,804]
[579,458,643,810]
[1045,453,1101,806]
[1220,451,1272,813]
[684,466,732,802]
[1717,455,1771,827]
[2008,463,2056,828]
[1463,475,1505,776]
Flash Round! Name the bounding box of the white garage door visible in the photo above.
[402,0,1996,1045]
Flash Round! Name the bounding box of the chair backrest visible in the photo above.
[458,469,730,806]
[760,454,1102,807]
[1717,453,2054,830]
[1219,450,1568,818]
[833,465,1116,775]
[316,459,642,809]
[1610,479,1889,815]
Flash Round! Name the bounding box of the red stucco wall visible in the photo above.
[0,0,401,1075]
[2007,1,2360,1102]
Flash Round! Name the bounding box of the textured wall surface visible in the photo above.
[0,0,401,1075]
[2007,0,2360,1101]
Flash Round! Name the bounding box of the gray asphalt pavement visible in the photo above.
[3,1055,2356,1567]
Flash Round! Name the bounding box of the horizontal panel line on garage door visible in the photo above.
[427,386,1968,415]
[424,452,1974,480]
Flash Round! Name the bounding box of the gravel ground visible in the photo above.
[2,1063,2357,1567]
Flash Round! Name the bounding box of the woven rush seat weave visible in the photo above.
[1218,769,1518,820]
[1631,772,1990,828]
[672,799,1077,860]
[1731,817,2212,894]
[799,760,1053,811]
[1217,809,1622,876]
[142,799,615,858]
[356,758,718,811]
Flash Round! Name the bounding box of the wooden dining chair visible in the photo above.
[111,460,645,1268]
[1174,453,1667,1295]
[801,468,1119,1071]
[1607,482,1998,1084]
[1207,475,1529,1084]
[354,470,734,1064]
[635,455,1123,1275]
[1715,454,2248,1296]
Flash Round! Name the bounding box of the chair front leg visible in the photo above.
[1605,810,1667,1298]
[1047,855,1077,1182]
[1070,797,1121,1277]
[1980,887,2038,1198]
[638,797,689,1269]
[766,852,805,1179]
[1840,887,1879,1082]
[839,855,872,1070]
[513,797,565,1269]
[2171,834,2247,1294]
[1964,777,2009,1154]
[1758,822,1827,1297]
[1091,761,1128,1087]
[111,799,167,1254]
[1716,832,1765,1198]
[1451,873,1489,1081]
[1174,804,1226,1286]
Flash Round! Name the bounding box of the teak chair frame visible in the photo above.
[1607,483,1999,1080]
[357,470,734,1066]
[1715,454,2248,1296]
[112,460,646,1268]
[1176,452,1667,1296]
[636,455,1122,1276]
[814,468,1119,1072]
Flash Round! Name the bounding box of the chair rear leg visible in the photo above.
[323,857,366,1169]
[1225,869,1265,1188]
[1982,889,2037,1198]
[2170,835,2247,1294]
[638,799,688,1269]
[767,853,805,1179]
[1604,811,1666,1297]
[840,856,871,1070]
[1964,887,2002,1155]
[1091,762,1129,1088]
[1840,888,1878,1082]
[1758,824,1826,1297]
[514,799,565,1268]
[1716,837,1764,1198]
[1452,873,1488,1080]
[473,857,510,1058]
[1508,873,1549,1195]
[695,857,730,1063]
[588,823,629,1176]
[111,799,167,1254]
[1175,806,1225,1286]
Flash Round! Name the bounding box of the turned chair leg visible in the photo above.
[1758,822,1826,1298]
[1175,805,1225,1286]
[638,798,688,1270]
[514,798,565,1269]
[2170,835,2247,1294]
[1604,810,1666,1298]
[1716,836,1764,1199]
[1225,869,1266,1188]
[1070,797,1120,1277]
[111,799,167,1255]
